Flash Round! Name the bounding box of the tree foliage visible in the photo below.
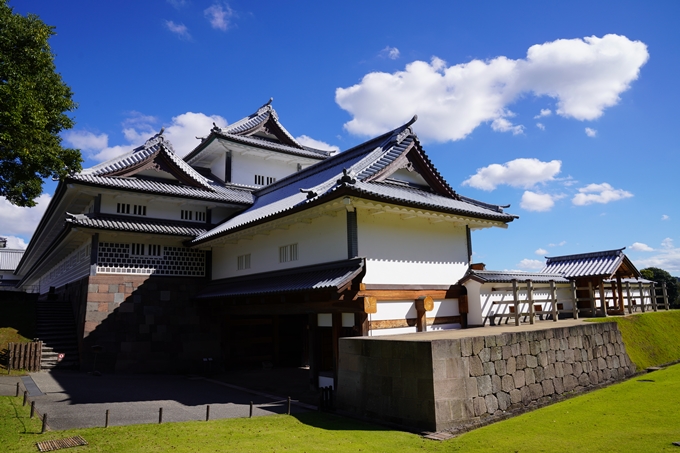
[641,267,680,308]
[0,0,81,207]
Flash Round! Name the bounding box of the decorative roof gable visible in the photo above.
[540,248,641,279]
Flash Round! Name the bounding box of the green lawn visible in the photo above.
[4,363,680,452]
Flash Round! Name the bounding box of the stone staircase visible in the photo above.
[36,296,79,370]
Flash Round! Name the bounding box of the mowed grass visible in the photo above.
[589,310,680,370]
[3,363,680,452]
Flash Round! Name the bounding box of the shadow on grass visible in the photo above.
[292,411,389,432]
[0,294,37,372]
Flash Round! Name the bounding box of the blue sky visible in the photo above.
[3,0,679,274]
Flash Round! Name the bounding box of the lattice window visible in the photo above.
[116,203,130,214]
[133,205,147,216]
[255,175,277,186]
[195,211,206,222]
[180,209,193,220]
[96,242,204,276]
[279,243,298,263]
[237,254,251,270]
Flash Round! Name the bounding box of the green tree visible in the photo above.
[640,267,680,308]
[0,0,81,207]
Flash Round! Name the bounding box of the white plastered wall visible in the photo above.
[357,210,469,285]
[100,194,206,223]
[230,152,301,187]
[369,299,461,337]
[211,213,346,279]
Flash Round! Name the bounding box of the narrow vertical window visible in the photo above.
[237,254,251,270]
[279,244,298,263]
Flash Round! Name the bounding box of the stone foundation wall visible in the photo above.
[54,274,221,373]
[337,322,636,432]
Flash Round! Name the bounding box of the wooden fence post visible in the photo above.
[626,282,632,314]
[588,282,595,316]
[527,280,535,324]
[638,281,646,313]
[599,283,608,317]
[662,282,670,310]
[550,280,558,322]
[570,281,579,319]
[651,282,658,311]
[512,279,520,326]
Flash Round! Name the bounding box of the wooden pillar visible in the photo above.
[458,294,469,329]
[570,281,579,319]
[415,296,434,332]
[638,281,646,313]
[616,275,625,311]
[625,282,633,314]
[588,281,595,316]
[308,313,318,390]
[651,282,658,311]
[662,282,670,310]
[598,282,608,317]
[550,280,558,322]
[354,312,369,336]
[527,280,535,324]
[332,313,341,388]
[512,279,520,326]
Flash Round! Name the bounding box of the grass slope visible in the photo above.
[0,295,36,375]
[589,311,680,370]
[3,364,680,452]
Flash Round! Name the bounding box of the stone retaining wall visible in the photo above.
[337,322,636,432]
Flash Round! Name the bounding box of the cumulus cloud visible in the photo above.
[534,109,552,119]
[4,236,28,249]
[335,34,648,142]
[521,191,560,212]
[205,3,235,31]
[463,158,561,191]
[295,135,340,152]
[380,46,400,60]
[635,239,680,273]
[64,112,228,163]
[0,194,52,242]
[535,248,548,256]
[536,122,545,130]
[662,214,669,221]
[572,182,633,205]
[165,20,191,39]
[549,241,566,247]
[662,237,674,249]
[630,242,654,252]
[517,258,545,270]
[491,116,524,135]
[585,127,597,137]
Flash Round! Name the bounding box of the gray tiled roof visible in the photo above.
[214,132,332,159]
[460,269,569,284]
[65,213,208,237]
[81,133,214,190]
[69,174,255,204]
[193,121,516,245]
[0,249,24,271]
[540,248,634,278]
[195,258,364,299]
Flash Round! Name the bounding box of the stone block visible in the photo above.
[520,341,530,355]
[513,370,526,389]
[472,337,485,355]
[541,379,555,396]
[497,334,509,347]
[483,361,495,376]
[529,383,543,401]
[477,375,492,397]
[556,350,565,362]
[573,361,583,376]
[485,336,496,348]
[594,333,604,346]
[553,377,564,394]
[495,359,506,376]
[502,345,512,360]
[114,292,125,303]
[537,351,548,367]
[555,362,564,378]
[612,355,620,369]
[473,397,487,416]
[506,356,516,374]
[563,363,573,376]
[564,349,575,363]
[509,388,522,404]
[534,366,545,382]
[598,357,607,370]
[88,292,114,302]
[530,341,540,355]
[539,339,548,352]
[525,368,535,385]
[485,394,499,414]
[492,375,502,394]
[446,357,469,379]
[563,374,577,392]
[516,355,527,369]
[478,347,491,363]
[577,373,590,387]
[501,374,514,392]
[521,386,532,405]
[497,392,511,411]
[602,368,611,381]
[526,355,538,368]
[88,284,99,293]
[432,339,461,360]
[511,342,521,357]
[465,377,479,399]
[461,337,472,357]
[469,356,484,376]
[547,350,556,364]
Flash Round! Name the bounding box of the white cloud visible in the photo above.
[535,248,548,256]
[491,116,524,135]
[549,241,566,247]
[635,240,680,273]
[3,236,28,250]
[165,20,191,39]
[462,158,561,191]
[0,194,52,242]
[167,0,188,8]
[517,258,545,270]
[62,130,108,151]
[380,46,400,60]
[205,3,234,31]
[585,127,597,137]
[335,34,648,142]
[68,112,228,163]
[534,109,552,119]
[630,242,654,252]
[536,122,545,130]
[662,214,669,221]
[572,182,633,205]
[295,135,340,152]
[521,191,559,212]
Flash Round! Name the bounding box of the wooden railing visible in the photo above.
[489,280,669,326]
[6,341,42,373]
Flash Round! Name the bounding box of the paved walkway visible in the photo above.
[1,370,308,431]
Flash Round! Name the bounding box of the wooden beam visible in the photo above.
[369,315,462,330]
[415,296,434,312]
